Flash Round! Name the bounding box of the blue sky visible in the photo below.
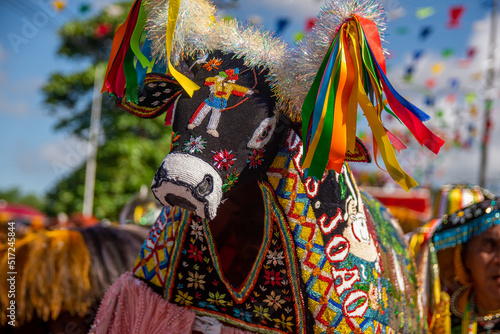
[1,0,499,197]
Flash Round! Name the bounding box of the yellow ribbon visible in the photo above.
[166,0,200,97]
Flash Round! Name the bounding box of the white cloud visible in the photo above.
[0,75,45,116]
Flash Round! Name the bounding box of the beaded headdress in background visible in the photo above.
[432,197,500,252]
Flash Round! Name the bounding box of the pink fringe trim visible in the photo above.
[90,272,195,334]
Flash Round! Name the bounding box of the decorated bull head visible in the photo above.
[149,51,287,221]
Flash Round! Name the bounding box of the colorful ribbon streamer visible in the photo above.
[102,0,199,100]
[301,15,444,191]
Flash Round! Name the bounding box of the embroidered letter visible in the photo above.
[304,177,319,198]
[343,290,369,318]
[331,266,360,296]
[325,235,349,263]
[318,208,343,235]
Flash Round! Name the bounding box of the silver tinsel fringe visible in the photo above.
[143,0,388,121]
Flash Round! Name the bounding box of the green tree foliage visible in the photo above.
[42,2,172,221]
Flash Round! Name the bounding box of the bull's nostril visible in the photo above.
[195,174,213,197]
[165,194,197,212]
[155,165,167,181]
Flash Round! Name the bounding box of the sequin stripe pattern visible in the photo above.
[162,182,307,333]
[267,129,397,333]
[133,205,188,289]
[361,191,425,333]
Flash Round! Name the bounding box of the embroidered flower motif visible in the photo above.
[190,220,204,241]
[368,283,379,310]
[183,135,207,154]
[187,244,203,262]
[450,206,474,225]
[212,149,236,170]
[247,148,265,168]
[233,309,253,322]
[266,250,284,266]
[171,132,180,149]
[186,271,206,290]
[222,170,239,192]
[174,290,193,306]
[197,300,218,311]
[203,58,223,71]
[252,305,272,322]
[273,314,293,331]
[206,291,227,307]
[264,269,283,286]
[263,291,286,311]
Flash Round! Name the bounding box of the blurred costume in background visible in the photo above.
[410,185,499,333]
[0,224,148,334]
[119,184,162,227]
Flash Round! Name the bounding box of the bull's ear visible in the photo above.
[116,73,183,125]
[345,138,372,164]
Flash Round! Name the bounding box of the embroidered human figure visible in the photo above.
[188,68,254,137]
[343,170,379,263]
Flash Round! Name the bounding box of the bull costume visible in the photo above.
[91,0,444,332]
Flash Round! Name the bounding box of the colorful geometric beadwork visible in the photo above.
[161,182,307,333]
[133,206,190,288]
[267,129,423,333]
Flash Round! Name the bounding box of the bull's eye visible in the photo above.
[247,117,277,149]
[259,126,271,141]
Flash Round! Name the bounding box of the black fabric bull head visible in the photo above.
[119,51,291,220]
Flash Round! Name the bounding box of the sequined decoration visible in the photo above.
[203,58,223,71]
[247,148,265,168]
[222,170,239,192]
[212,149,236,170]
[183,135,207,154]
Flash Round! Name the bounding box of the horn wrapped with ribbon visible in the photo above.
[301,13,444,191]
